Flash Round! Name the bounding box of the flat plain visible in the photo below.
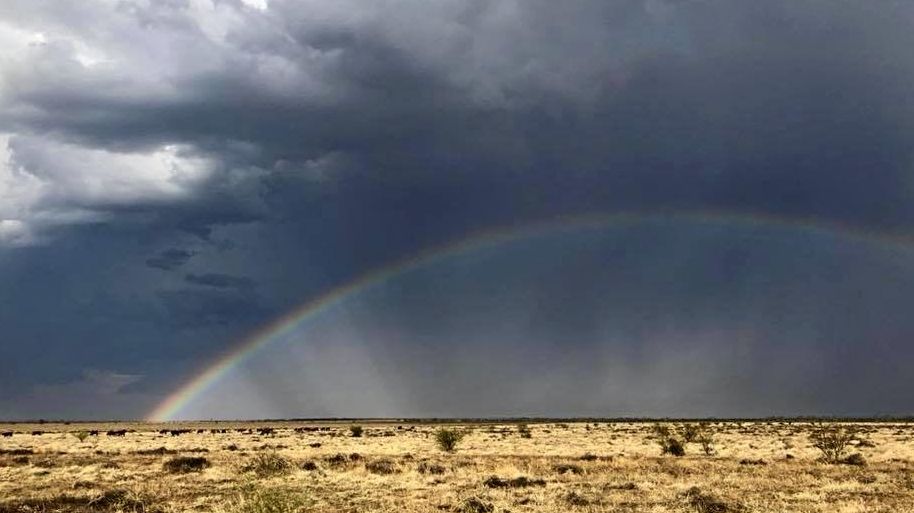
[1,420,912,512]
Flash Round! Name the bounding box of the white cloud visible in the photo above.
[0,133,214,245]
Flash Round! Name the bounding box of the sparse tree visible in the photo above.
[696,431,715,456]
[652,424,685,456]
[435,428,464,452]
[517,424,532,439]
[810,424,855,464]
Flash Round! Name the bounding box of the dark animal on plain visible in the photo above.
[89,430,99,436]
[107,429,127,437]
[257,427,275,436]
[1,432,13,437]
[31,431,44,436]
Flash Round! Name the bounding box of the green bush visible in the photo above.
[435,428,464,452]
[349,425,363,437]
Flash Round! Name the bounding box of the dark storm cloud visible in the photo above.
[185,272,255,291]
[155,287,266,328]
[2,0,914,418]
[146,248,195,271]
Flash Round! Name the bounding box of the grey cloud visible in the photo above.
[2,1,914,419]
[185,272,255,291]
[155,288,266,329]
[146,248,195,270]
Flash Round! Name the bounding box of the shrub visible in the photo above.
[696,431,715,456]
[553,463,584,475]
[224,485,311,513]
[163,456,210,473]
[517,424,532,439]
[72,431,90,443]
[682,424,701,443]
[324,453,350,466]
[565,491,590,506]
[243,453,294,477]
[660,437,686,456]
[651,425,684,456]
[349,425,363,438]
[435,428,464,452]
[841,453,866,466]
[681,486,743,513]
[417,461,446,475]
[365,458,399,474]
[810,425,855,464]
[457,496,493,513]
[483,476,546,488]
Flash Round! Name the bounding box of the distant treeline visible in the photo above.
[2,415,913,424]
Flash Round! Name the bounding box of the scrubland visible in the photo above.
[1,420,912,512]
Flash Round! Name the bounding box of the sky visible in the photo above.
[1,0,913,420]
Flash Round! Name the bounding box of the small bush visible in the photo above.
[652,424,687,456]
[682,486,743,513]
[564,491,590,506]
[300,461,319,471]
[457,496,494,513]
[224,486,311,513]
[72,431,90,443]
[810,425,855,464]
[435,428,464,452]
[660,437,686,456]
[517,424,532,438]
[163,456,210,473]
[323,453,361,469]
[349,425,363,438]
[682,424,701,443]
[365,458,400,475]
[696,431,715,456]
[417,461,446,475]
[553,463,584,475]
[483,476,546,488]
[738,458,767,465]
[841,453,866,466]
[243,453,294,477]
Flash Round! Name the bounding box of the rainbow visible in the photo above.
[147,210,914,421]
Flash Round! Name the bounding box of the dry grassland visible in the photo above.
[1,421,912,512]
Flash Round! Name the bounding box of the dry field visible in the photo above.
[1,420,913,512]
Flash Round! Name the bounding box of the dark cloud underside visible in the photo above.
[1,0,913,419]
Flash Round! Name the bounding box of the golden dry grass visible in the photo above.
[0,421,912,512]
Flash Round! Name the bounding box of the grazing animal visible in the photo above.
[31,431,44,436]
[107,429,127,437]
[1,431,13,437]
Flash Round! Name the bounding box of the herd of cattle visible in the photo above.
[0,426,344,438]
